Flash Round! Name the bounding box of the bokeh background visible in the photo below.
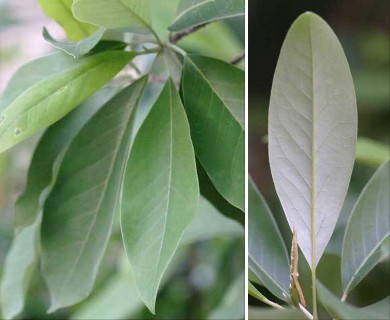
[249,0,389,317]
[0,0,245,319]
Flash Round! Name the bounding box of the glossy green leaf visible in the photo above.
[72,0,152,32]
[0,215,41,320]
[41,78,147,312]
[181,196,243,245]
[248,307,307,320]
[341,160,390,296]
[14,84,120,229]
[268,12,357,267]
[182,55,244,211]
[169,0,245,32]
[248,178,290,301]
[356,137,389,167]
[37,0,97,42]
[121,79,199,313]
[317,281,388,320]
[0,51,135,153]
[43,27,106,58]
[208,272,244,320]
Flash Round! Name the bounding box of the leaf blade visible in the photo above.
[169,0,245,32]
[0,51,135,153]
[121,79,199,313]
[268,12,357,267]
[248,178,290,301]
[41,78,147,311]
[182,55,244,211]
[341,160,390,296]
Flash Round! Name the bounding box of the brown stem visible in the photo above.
[230,51,245,65]
[169,23,207,43]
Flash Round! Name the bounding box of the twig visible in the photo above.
[230,51,245,65]
[169,23,207,43]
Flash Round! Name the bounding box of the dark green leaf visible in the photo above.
[248,178,290,301]
[121,79,199,313]
[41,78,147,311]
[182,55,244,211]
[356,137,389,167]
[169,0,245,32]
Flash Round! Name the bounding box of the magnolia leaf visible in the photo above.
[169,0,245,32]
[72,0,152,32]
[268,12,357,267]
[37,0,97,42]
[0,51,135,153]
[317,281,388,320]
[121,79,199,313]
[43,27,106,58]
[182,55,244,211]
[249,307,307,320]
[41,78,147,312]
[341,160,390,296]
[0,215,41,320]
[208,273,245,320]
[248,178,290,301]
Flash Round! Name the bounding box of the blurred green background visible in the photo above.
[0,0,245,319]
[249,0,389,318]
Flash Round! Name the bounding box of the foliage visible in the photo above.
[0,0,245,319]
[249,12,389,320]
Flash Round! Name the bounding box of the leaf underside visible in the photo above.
[268,12,357,267]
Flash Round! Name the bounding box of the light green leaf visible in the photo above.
[248,178,290,301]
[178,21,244,63]
[41,78,147,312]
[37,0,97,42]
[43,27,106,58]
[14,84,120,229]
[0,51,135,153]
[71,273,143,320]
[249,307,307,320]
[268,12,357,267]
[317,281,388,320]
[121,79,199,314]
[356,137,389,167]
[169,0,245,32]
[182,55,244,211]
[208,272,244,320]
[0,215,41,320]
[72,0,152,32]
[181,196,243,245]
[341,160,390,296]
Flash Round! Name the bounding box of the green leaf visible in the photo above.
[43,27,106,58]
[0,215,41,320]
[72,0,152,32]
[356,137,390,167]
[41,78,147,312]
[208,272,244,320]
[341,160,390,296]
[0,51,135,153]
[248,178,290,301]
[121,79,199,314]
[181,196,243,245]
[182,55,244,211]
[317,281,388,320]
[268,12,357,267]
[14,84,120,229]
[249,307,307,320]
[37,0,97,42]
[361,296,390,316]
[169,0,245,32]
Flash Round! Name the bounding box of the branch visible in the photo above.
[230,51,245,65]
[169,23,207,43]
